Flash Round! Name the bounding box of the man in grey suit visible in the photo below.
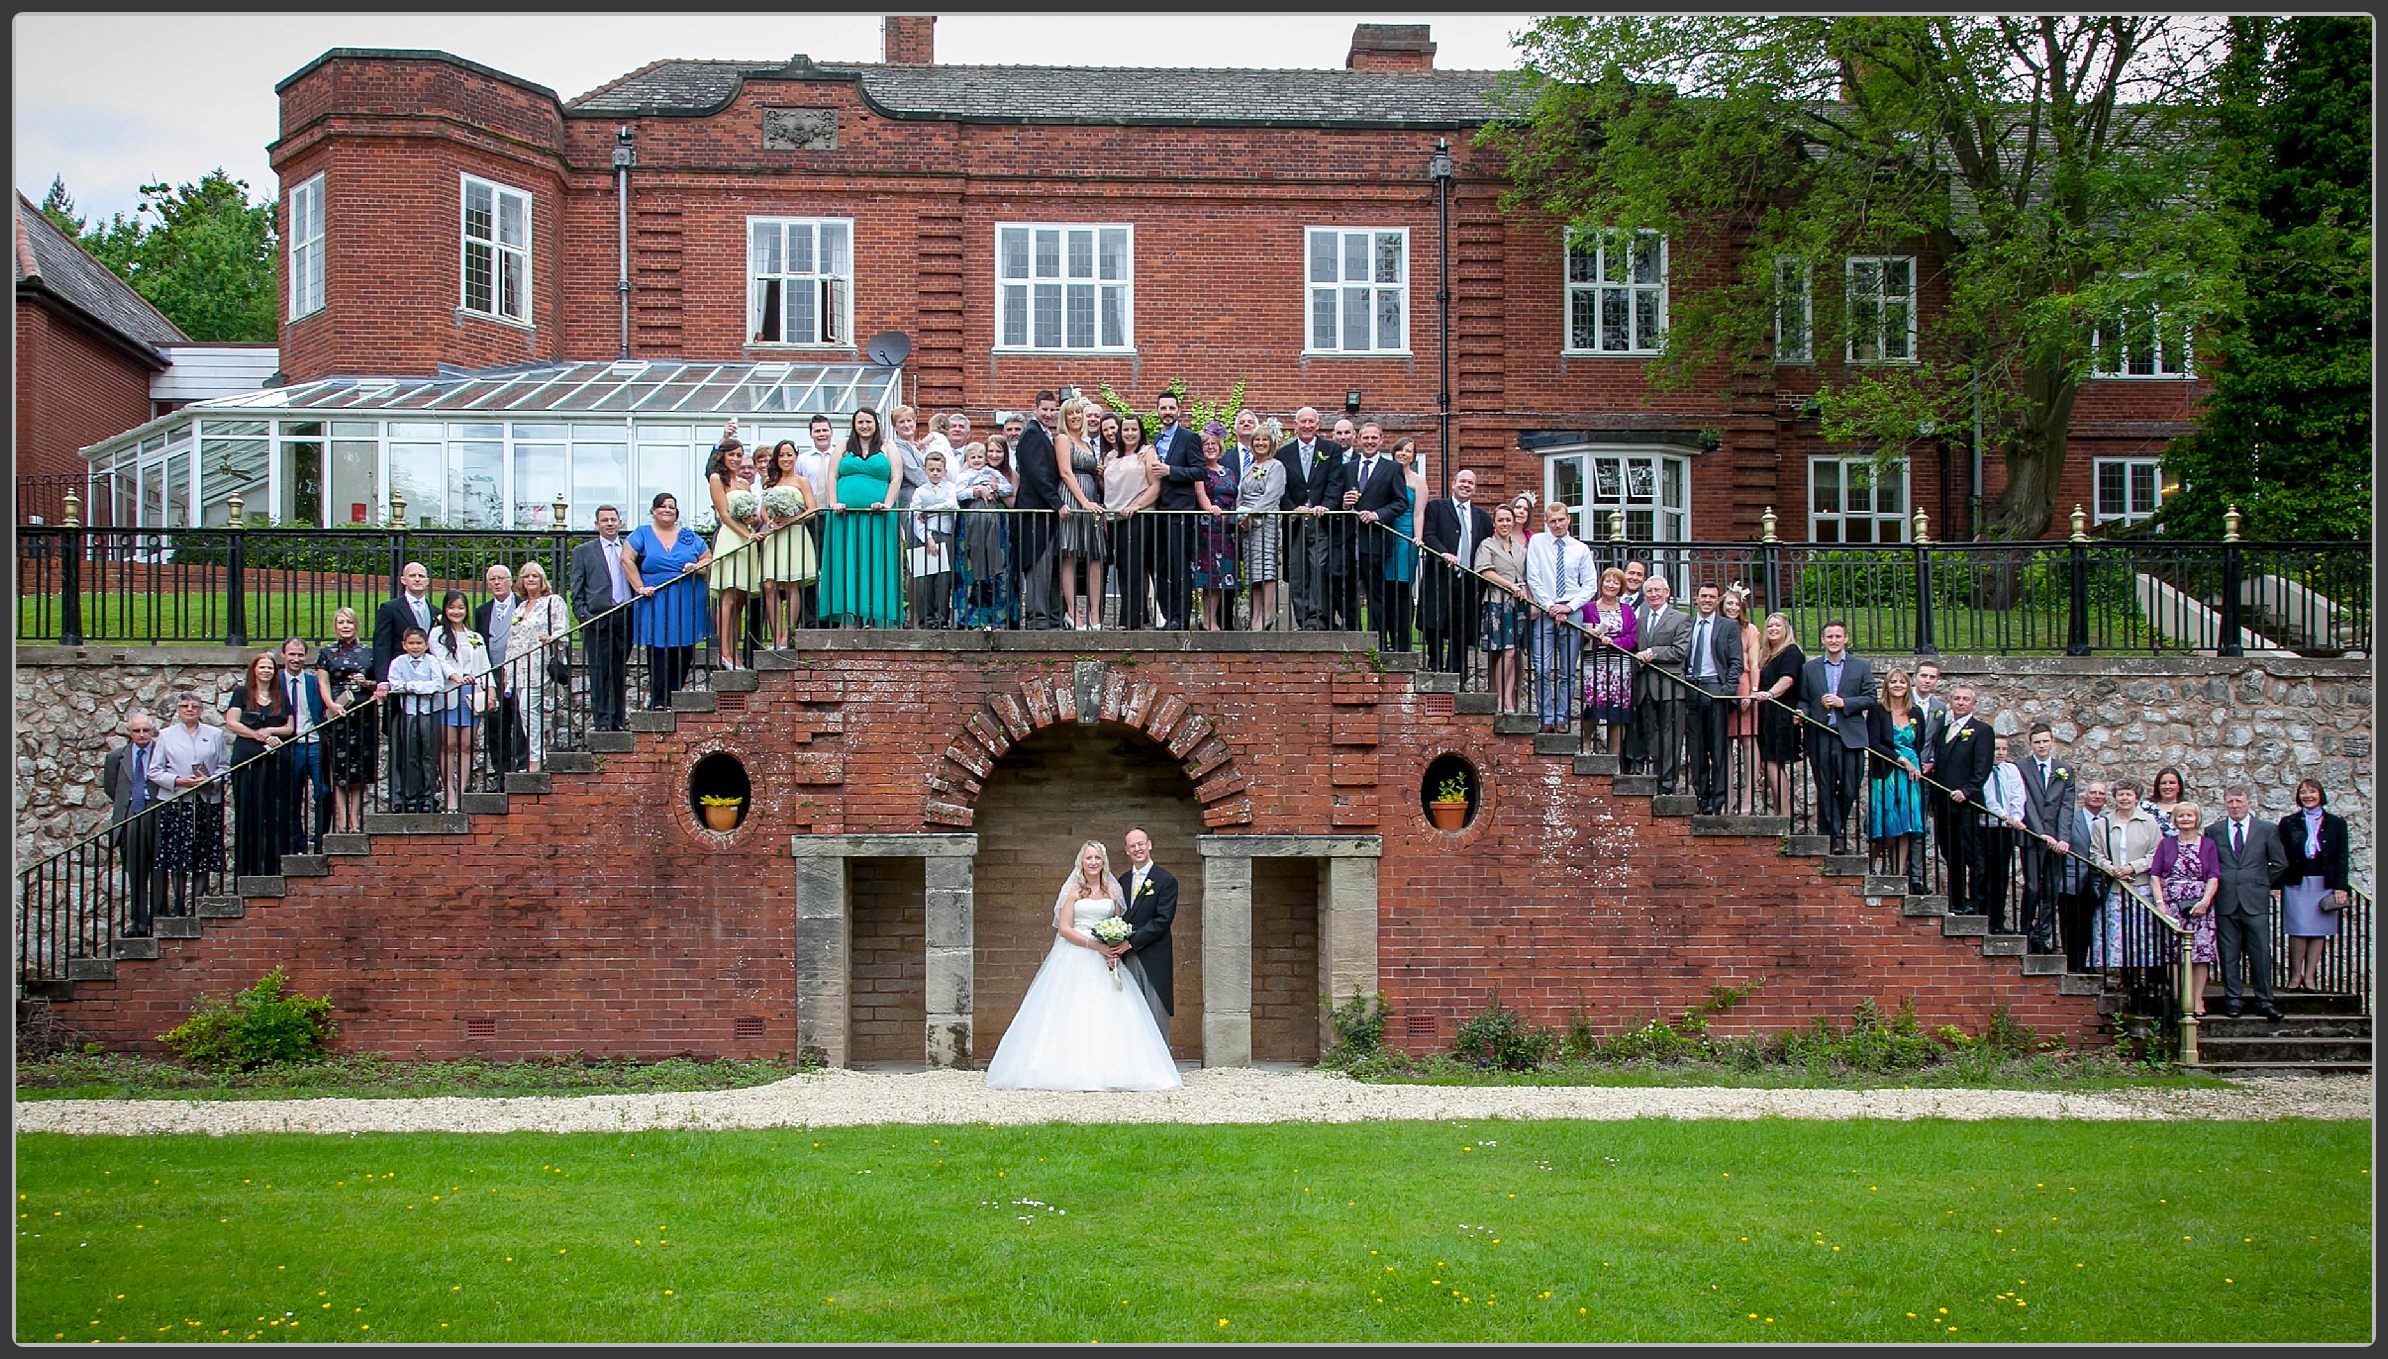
[1680,582,1745,814]
[568,506,634,732]
[1631,575,1692,793]
[2207,786,2287,1020]
[1799,620,1877,854]
[99,711,168,936]
[2014,722,2077,956]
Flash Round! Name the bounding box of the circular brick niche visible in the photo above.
[688,751,752,832]
[1420,752,1481,831]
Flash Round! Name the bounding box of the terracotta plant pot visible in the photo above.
[701,802,741,832]
[1428,801,1468,832]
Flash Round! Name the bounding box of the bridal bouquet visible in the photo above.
[762,486,807,522]
[725,488,762,527]
[1090,915,1133,990]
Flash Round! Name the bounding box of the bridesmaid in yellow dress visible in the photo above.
[757,438,821,651]
[705,431,762,668]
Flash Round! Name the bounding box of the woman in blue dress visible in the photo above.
[622,491,711,710]
[820,409,905,627]
[1190,425,1241,630]
[1864,668,1927,878]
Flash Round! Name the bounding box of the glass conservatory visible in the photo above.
[78,360,905,530]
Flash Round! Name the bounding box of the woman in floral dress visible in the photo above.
[2150,800,2222,1014]
[1190,426,1240,631]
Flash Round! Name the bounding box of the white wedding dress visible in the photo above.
[984,897,1183,1091]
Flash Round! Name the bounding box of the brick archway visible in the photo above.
[923,660,1252,829]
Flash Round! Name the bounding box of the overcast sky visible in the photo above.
[13,12,1538,226]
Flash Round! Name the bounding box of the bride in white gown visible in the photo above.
[984,840,1183,1091]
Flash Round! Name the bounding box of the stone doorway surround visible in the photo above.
[1195,834,1382,1068]
[793,831,1382,1071]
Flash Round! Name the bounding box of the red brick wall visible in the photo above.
[14,301,160,487]
[51,647,2101,1059]
[848,856,925,1062]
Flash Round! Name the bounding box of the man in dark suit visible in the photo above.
[1147,391,1208,631]
[1102,826,1179,1037]
[1911,661,1953,894]
[473,562,527,780]
[1680,582,1746,814]
[369,560,437,685]
[1798,620,1877,854]
[2014,722,2078,955]
[568,506,634,732]
[99,711,168,936]
[1346,422,1407,647]
[1418,467,1493,674]
[1631,575,1692,793]
[2207,786,2287,1020]
[1278,405,1348,630]
[1932,684,1997,915]
[1010,390,1066,629]
[2061,780,2111,974]
[1329,416,1363,628]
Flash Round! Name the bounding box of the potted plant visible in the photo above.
[1428,772,1472,832]
[698,794,744,832]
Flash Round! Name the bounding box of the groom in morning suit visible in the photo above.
[1104,826,1178,1034]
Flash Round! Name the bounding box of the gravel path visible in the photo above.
[13,1069,2371,1136]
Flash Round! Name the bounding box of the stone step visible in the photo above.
[236,876,285,899]
[1692,815,1790,837]
[547,751,602,772]
[2020,955,2069,975]
[753,649,806,671]
[461,792,510,816]
[362,813,472,836]
[1650,795,1697,818]
[321,833,373,856]
[1531,733,1579,757]
[1453,692,1497,715]
[279,854,330,877]
[2194,1015,2372,1039]
[1574,753,1622,777]
[2193,1059,2375,1076]
[1941,913,1988,937]
[1379,652,1422,672]
[627,711,679,733]
[196,895,244,919]
[1864,875,1910,896]
[708,669,761,693]
[1786,835,1831,856]
[2056,974,2104,996]
[2194,1035,2373,1064]
[1902,896,1949,918]
[587,731,640,753]
[1411,671,1459,694]
[671,690,718,712]
[2203,989,2367,1016]
[68,958,116,982]
[110,937,159,960]
[1492,715,1539,737]
[1980,936,2027,957]
[156,917,203,939]
[1610,775,1659,798]
[1820,856,1870,877]
[505,773,553,796]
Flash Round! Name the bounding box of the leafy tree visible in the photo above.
[1485,16,2242,539]
[37,176,82,236]
[72,169,278,343]
[2158,16,2371,541]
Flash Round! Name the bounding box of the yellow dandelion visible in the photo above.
[1218,1319,1229,1328]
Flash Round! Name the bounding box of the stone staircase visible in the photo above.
[2189,995,2373,1076]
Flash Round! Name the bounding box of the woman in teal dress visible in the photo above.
[1381,439,1424,650]
[1865,668,1928,878]
[820,409,904,627]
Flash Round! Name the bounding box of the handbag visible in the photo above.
[548,653,572,687]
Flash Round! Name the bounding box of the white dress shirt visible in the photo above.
[1986,761,2028,822]
[1524,533,1599,613]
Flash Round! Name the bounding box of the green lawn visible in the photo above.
[16,1119,2370,1343]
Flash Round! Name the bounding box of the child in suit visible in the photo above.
[384,627,449,813]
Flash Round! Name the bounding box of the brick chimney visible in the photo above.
[1346,23,1435,72]
[884,15,935,65]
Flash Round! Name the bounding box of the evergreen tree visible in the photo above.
[71,170,279,343]
[38,176,82,236]
[2159,16,2372,540]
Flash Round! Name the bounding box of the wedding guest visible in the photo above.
[1799,620,1877,855]
[1719,586,1762,814]
[759,437,822,650]
[382,627,449,813]
[473,562,525,781]
[1752,612,1805,816]
[943,411,974,451]
[317,607,378,832]
[1191,425,1242,632]
[222,651,296,877]
[1472,503,1532,715]
[1238,422,1287,629]
[2088,780,2164,973]
[1982,734,2028,932]
[1010,390,1069,630]
[1279,406,1347,630]
[1420,467,1491,674]
[569,506,635,732]
[955,441,1017,629]
[887,404,927,508]
[2153,800,2221,1015]
[2208,787,2286,1020]
[1103,415,1161,631]
[1147,392,1207,631]
[1911,660,1953,894]
[1347,423,1407,646]
[2278,778,2352,992]
[793,416,840,629]
[505,561,571,773]
[1371,438,1425,650]
[278,635,334,851]
[1581,566,1639,753]
[1524,502,1599,734]
[432,590,491,813]
[623,492,712,708]
[2061,780,2111,973]
[704,434,761,669]
[821,409,903,627]
[150,692,230,907]
[1864,668,1927,880]
[2146,766,2187,839]
[1056,395,1108,630]
[99,711,168,935]
[910,449,962,628]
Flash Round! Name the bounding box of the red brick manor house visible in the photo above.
[235,17,2200,542]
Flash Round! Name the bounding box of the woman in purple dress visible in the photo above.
[1191,425,1241,631]
[2149,800,2222,1015]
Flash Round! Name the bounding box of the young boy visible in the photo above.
[384,626,449,813]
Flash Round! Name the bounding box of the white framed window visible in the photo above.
[1809,455,1909,542]
[287,174,325,320]
[1305,227,1409,354]
[460,174,532,325]
[1543,448,1691,543]
[1564,228,1667,354]
[994,223,1133,352]
[1845,256,1916,363]
[747,217,853,347]
[1774,258,1812,364]
[2093,457,2166,524]
[2091,295,2193,378]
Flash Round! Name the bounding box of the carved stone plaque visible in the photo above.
[762,108,839,152]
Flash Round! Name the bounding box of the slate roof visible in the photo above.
[13,193,188,357]
[567,56,1509,127]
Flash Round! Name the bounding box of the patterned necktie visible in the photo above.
[131,746,148,810]
[2232,821,2243,855]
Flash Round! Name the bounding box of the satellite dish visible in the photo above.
[865,331,913,367]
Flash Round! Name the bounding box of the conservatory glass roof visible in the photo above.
[185,359,903,419]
